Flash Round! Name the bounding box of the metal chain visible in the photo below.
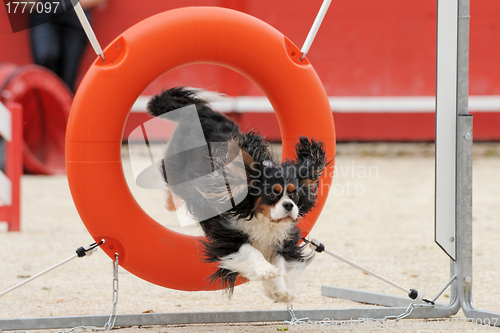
[58,253,120,333]
[104,253,119,331]
[285,275,458,326]
[381,302,433,321]
[286,302,434,327]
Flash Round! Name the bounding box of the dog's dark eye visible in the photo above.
[289,192,298,199]
[267,184,282,199]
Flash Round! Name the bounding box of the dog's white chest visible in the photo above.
[232,214,294,261]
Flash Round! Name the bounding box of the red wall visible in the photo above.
[1,0,500,141]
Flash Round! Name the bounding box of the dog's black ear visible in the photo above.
[295,137,327,189]
[239,129,273,182]
[240,130,272,162]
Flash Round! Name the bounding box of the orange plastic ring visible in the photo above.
[66,7,335,291]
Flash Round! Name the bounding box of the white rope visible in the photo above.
[73,1,105,61]
[305,238,429,302]
[0,254,78,297]
[321,246,411,295]
[300,0,333,60]
[0,242,101,298]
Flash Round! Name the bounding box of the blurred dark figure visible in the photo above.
[29,0,107,92]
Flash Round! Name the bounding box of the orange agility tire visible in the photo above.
[66,7,335,291]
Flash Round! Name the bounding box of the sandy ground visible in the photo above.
[1,142,500,332]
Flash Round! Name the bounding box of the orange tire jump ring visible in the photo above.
[66,7,336,291]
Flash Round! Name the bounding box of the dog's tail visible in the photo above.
[147,86,208,121]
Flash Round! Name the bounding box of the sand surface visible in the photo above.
[1,143,500,332]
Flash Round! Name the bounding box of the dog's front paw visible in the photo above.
[252,264,280,281]
[264,286,296,303]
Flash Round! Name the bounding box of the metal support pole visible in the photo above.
[454,0,500,325]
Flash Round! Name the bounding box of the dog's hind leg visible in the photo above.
[164,184,182,211]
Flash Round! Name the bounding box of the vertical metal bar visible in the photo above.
[455,114,500,326]
[454,0,500,326]
[455,0,472,287]
[455,114,473,307]
[456,0,470,117]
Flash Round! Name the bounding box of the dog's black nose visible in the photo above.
[283,202,294,211]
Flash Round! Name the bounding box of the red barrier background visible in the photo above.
[1,0,499,141]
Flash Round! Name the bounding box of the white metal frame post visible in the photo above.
[435,0,458,261]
